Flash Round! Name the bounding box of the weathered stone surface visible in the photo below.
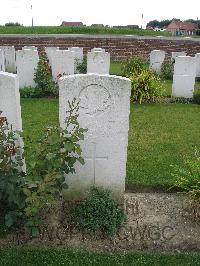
[0,72,22,131]
[0,50,5,71]
[172,56,196,98]
[16,49,39,88]
[68,47,83,74]
[45,46,59,67]
[0,46,16,73]
[171,51,186,62]
[91,48,106,52]
[150,50,165,74]
[59,74,131,200]
[51,50,74,81]
[87,51,110,74]
[195,53,200,77]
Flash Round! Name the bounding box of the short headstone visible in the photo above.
[22,46,37,50]
[171,51,186,62]
[51,50,75,81]
[45,46,59,67]
[59,74,131,200]
[0,72,22,131]
[0,46,16,73]
[150,50,165,74]
[172,56,196,98]
[195,53,200,78]
[87,50,110,74]
[16,49,39,88]
[68,47,83,74]
[0,50,5,72]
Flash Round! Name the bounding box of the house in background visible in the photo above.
[61,21,84,27]
[167,21,198,36]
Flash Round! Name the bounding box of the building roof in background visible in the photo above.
[167,21,198,31]
[61,21,83,27]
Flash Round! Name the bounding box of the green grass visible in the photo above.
[0,247,200,266]
[20,99,200,189]
[0,26,172,36]
[110,61,124,76]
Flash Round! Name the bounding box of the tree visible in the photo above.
[5,22,22,26]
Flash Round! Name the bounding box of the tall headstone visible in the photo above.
[171,51,186,63]
[0,50,5,72]
[0,46,16,73]
[0,72,22,131]
[195,53,200,78]
[16,49,39,88]
[150,50,165,74]
[87,50,110,74]
[68,47,83,74]
[59,74,131,200]
[45,46,59,67]
[172,56,196,98]
[51,50,75,81]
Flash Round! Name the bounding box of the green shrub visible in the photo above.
[70,187,126,237]
[130,69,165,104]
[20,87,44,98]
[122,56,148,78]
[77,57,87,74]
[34,53,58,98]
[171,150,200,203]
[160,62,174,80]
[0,100,87,236]
[193,88,200,104]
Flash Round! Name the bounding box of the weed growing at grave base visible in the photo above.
[69,187,126,237]
[33,53,58,98]
[77,56,87,74]
[193,87,200,104]
[171,149,200,203]
[130,70,165,104]
[0,100,87,237]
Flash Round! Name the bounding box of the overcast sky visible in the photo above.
[0,0,200,27]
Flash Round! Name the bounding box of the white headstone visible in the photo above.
[171,51,187,62]
[150,50,165,74]
[0,46,16,73]
[0,50,5,72]
[91,48,106,52]
[68,47,83,74]
[45,46,59,67]
[0,72,22,131]
[16,49,39,88]
[59,74,131,200]
[195,53,200,78]
[22,46,37,50]
[172,56,196,98]
[51,50,75,81]
[87,51,110,74]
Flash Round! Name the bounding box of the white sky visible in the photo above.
[0,0,199,27]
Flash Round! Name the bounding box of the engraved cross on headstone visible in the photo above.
[85,142,108,184]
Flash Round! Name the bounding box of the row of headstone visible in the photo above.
[150,50,200,98]
[0,70,131,200]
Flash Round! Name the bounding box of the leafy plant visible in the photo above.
[171,150,200,202]
[0,113,26,228]
[130,69,164,104]
[77,57,87,74]
[70,187,126,237]
[193,88,200,104]
[0,100,87,236]
[122,56,148,78]
[34,52,58,98]
[160,62,174,80]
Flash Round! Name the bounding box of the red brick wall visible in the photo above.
[0,35,200,61]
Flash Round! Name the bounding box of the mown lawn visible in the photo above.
[21,99,200,189]
[0,26,171,36]
[0,247,200,266]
